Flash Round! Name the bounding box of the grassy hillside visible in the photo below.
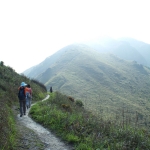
[32,44,150,128]
[0,61,47,150]
[30,92,150,149]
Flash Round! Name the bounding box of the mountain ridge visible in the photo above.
[23,42,150,122]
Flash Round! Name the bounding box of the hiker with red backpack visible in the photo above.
[18,82,27,117]
[25,84,32,109]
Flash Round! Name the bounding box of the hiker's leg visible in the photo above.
[29,98,31,108]
[26,98,29,109]
[23,100,26,115]
[19,100,23,116]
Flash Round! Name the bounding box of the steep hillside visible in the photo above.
[0,62,47,149]
[24,44,150,126]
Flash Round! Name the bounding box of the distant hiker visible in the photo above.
[25,84,32,109]
[18,82,27,117]
[50,86,53,93]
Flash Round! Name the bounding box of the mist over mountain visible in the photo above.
[82,37,149,66]
[118,37,150,66]
[23,40,150,120]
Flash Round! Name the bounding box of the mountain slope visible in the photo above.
[83,37,148,66]
[110,41,147,65]
[24,44,150,123]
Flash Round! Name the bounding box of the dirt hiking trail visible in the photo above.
[15,95,74,150]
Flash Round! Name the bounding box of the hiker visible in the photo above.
[25,84,32,109]
[18,82,27,117]
[50,86,53,93]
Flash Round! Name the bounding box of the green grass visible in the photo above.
[30,91,150,150]
[0,105,16,150]
[0,63,47,149]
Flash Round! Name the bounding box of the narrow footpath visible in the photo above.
[14,95,74,150]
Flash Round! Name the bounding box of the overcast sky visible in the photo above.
[0,0,150,73]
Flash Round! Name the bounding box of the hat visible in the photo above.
[20,82,27,87]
